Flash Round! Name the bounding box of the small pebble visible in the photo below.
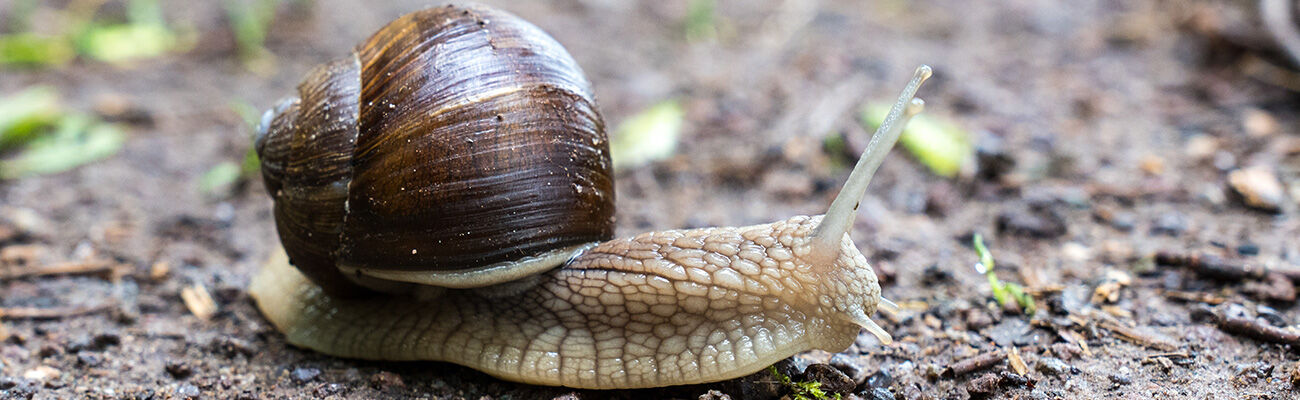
[964,309,993,330]
[76,351,103,367]
[165,361,194,380]
[1108,372,1132,386]
[369,371,405,390]
[698,389,731,400]
[869,387,894,400]
[921,264,953,286]
[1036,357,1072,376]
[1228,167,1286,213]
[22,365,60,381]
[965,373,1002,397]
[175,383,201,399]
[1150,212,1186,236]
[209,336,255,358]
[802,363,855,395]
[291,367,321,383]
[1050,343,1081,360]
[828,353,865,383]
[866,369,893,389]
[1289,361,1300,387]
[313,383,347,397]
[996,207,1066,238]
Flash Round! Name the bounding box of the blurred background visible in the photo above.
[1,0,1298,399]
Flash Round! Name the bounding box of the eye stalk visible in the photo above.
[811,65,931,257]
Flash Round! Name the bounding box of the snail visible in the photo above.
[248,3,931,390]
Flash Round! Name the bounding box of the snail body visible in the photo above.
[249,3,931,389]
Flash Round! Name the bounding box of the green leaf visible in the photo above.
[0,115,125,179]
[0,86,61,150]
[683,0,716,41]
[76,23,176,63]
[198,161,242,198]
[0,33,76,67]
[862,103,972,177]
[610,100,685,171]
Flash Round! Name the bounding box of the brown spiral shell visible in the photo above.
[255,4,614,296]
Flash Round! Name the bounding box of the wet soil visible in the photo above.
[2,0,1299,399]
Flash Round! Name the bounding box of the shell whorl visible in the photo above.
[256,5,613,295]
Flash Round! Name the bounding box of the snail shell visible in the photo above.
[251,2,933,390]
[255,4,614,295]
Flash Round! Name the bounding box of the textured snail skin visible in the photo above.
[250,215,882,389]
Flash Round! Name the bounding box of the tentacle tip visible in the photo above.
[849,309,894,345]
[862,318,894,345]
[915,65,933,81]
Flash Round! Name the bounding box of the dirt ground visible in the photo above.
[2,0,1300,399]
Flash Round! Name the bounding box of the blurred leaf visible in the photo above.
[0,33,76,67]
[0,86,61,150]
[224,0,282,73]
[76,24,176,64]
[0,114,125,179]
[862,103,972,178]
[241,146,260,177]
[683,0,716,42]
[610,100,685,171]
[198,161,242,198]
[228,100,261,129]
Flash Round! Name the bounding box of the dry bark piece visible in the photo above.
[0,259,128,280]
[1156,251,1270,280]
[1006,347,1029,376]
[180,284,218,321]
[942,350,1006,378]
[1215,312,1300,346]
[1096,319,1178,351]
[0,304,113,320]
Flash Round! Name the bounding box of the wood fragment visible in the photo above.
[1057,329,1092,356]
[1159,289,1226,305]
[0,304,113,320]
[0,259,127,280]
[1216,313,1300,346]
[1097,319,1178,351]
[181,283,218,321]
[942,350,1005,378]
[1155,251,1300,282]
[1007,347,1029,376]
[1141,352,1191,364]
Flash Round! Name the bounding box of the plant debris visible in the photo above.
[180,283,218,322]
[861,102,972,177]
[972,234,1036,315]
[942,350,1006,378]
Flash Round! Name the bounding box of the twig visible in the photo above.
[942,350,1006,378]
[1097,320,1178,351]
[1155,251,1300,282]
[1216,313,1300,346]
[0,259,127,280]
[0,304,113,320]
[1159,289,1226,305]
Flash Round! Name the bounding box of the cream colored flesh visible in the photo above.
[250,215,885,389]
[338,243,596,289]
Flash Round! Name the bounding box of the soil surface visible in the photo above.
[2,0,1300,399]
